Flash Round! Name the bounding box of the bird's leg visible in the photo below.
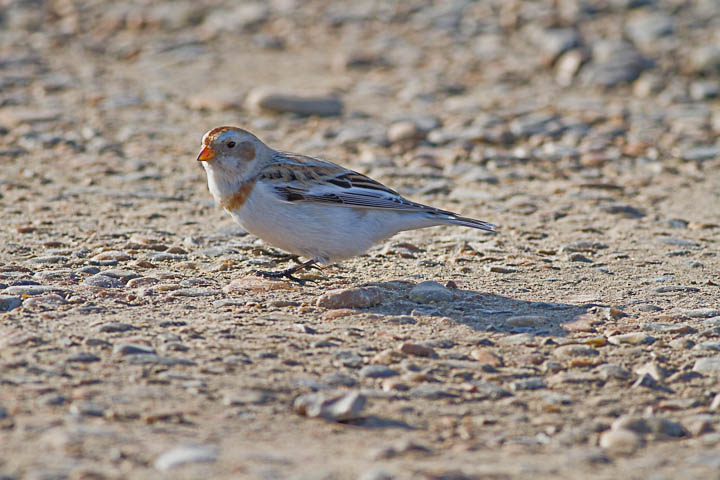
[251,259,320,284]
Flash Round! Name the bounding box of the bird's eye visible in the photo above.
[227,141,236,148]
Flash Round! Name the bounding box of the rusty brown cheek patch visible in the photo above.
[220,179,257,211]
[238,141,255,161]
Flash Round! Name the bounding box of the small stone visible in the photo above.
[82,274,124,288]
[596,364,631,381]
[466,380,511,399]
[170,288,221,297]
[95,322,135,333]
[293,390,366,421]
[554,345,599,358]
[66,353,101,363]
[653,285,700,294]
[562,315,597,332]
[246,88,343,116]
[636,304,662,312]
[510,377,546,391]
[599,429,642,455]
[154,444,219,471]
[408,281,453,303]
[695,341,720,352]
[359,365,398,379]
[91,251,131,262]
[0,296,22,312]
[608,332,655,345]
[112,343,156,355]
[568,253,592,263]
[505,315,545,327]
[398,342,436,358]
[676,308,720,318]
[316,287,386,309]
[561,241,608,253]
[224,276,294,293]
[693,358,720,374]
[484,265,518,274]
[401,383,453,399]
[669,338,695,349]
[635,362,666,381]
[387,121,424,143]
[126,277,159,288]
[470,349,504,367]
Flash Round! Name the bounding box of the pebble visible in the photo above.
[653,285,700,293]
[635,362,666,381]
[316,287,386,309]
[676,308,720,318]
[505,315,545,327]
[656,237,700,247]
[66,353,101,363]
[398,342,437,358]
[154,444,219,471]
[510,377,546,391]
[693,358,720,374]
[82,274,125,288]
[95,322,135,333]
[470,349,504,367]
[293,390,366,421]
[695,341,720,352]
[359,365,398,379]
[596,364,631,381]
[4,285,61,296]
[608,332,655,345]
[554,345,599,358]
[246,88,343,116]
[126,277,160,288]
[112,343,156,355]
[408,281,453,303]
[170,288,221,297]
[223,276,294,293]
[387,121,425,143]
[561,241,608,252]
[484,265,518,274]
[0,296,22,312]
[467,381,511,399]
[599,429,642,455]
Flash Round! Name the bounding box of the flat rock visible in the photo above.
[246,88,343,116]
[554,344,600,358]
[599,429,642,455]
[224,276,294,293]
[154,444,219,471]
[0,295,22,312]
[293,390,366,421]
[693,358,720,374]
[608,332,655,345]
[408,281,453,303]
[316,287,386,309]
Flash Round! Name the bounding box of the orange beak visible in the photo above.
[196,145,216,162]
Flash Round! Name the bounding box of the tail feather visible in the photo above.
[445,214,496,232]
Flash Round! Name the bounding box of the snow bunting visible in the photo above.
[197,126,495,281]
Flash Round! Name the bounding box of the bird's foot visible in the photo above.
[250,259,320,285]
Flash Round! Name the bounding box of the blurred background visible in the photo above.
[0,0,718,230]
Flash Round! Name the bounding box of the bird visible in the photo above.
[196,126,495,282]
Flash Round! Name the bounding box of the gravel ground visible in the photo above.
[1,1,720,479]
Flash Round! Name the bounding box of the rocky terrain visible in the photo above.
[1,0,719,478]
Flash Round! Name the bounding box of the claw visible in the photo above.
[249,259,320,285]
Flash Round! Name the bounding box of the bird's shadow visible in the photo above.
[351,280,593,336]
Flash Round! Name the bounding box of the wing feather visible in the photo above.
[259,152,484,221]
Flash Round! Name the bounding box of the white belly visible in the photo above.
[228,184,423,263]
